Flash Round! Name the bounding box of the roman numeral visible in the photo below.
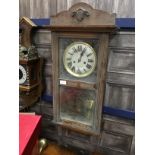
[72,47,78,53]
[88,59,94,63]
[86,64,92,69]
[77,69,81,74]
[82,47,86,52]
[66,58,71,61]
[71,66,75,72]
[78,45,82,51]
[67,62,72,68]
[83,68,87,72]
[68,52,73,55]
[87,53,93,57]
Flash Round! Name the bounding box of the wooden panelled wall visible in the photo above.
[19,0,135,18]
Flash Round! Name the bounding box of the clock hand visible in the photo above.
[78,48,86,62]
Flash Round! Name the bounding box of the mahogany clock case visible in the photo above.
[19,58,41,89]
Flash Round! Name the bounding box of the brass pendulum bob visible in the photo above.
[39,138,48,154]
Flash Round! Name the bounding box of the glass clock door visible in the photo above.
[60,86,96,126]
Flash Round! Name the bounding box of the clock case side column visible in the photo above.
[94,34,110,133]
[51,32,60,123]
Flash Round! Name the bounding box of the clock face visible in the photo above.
[19,65,27,84]
[63,42,97,78]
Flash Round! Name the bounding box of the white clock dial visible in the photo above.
[63,42,96,78]
[19,65,27,84]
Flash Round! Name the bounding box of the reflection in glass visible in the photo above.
[60,86,95,126]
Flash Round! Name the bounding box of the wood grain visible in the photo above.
[19,0,135,18]
[30,0,51,18]
[19,0,30,17]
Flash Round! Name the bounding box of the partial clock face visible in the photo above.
[63,42,97,78]
[19,65,27,84]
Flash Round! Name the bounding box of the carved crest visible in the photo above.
[71,8,90,22]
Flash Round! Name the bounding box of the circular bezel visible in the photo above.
[19,65,27,84]
[63,42,97,78]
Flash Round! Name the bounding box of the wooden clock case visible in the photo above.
[19,17,42,109]
[50,3,116,134]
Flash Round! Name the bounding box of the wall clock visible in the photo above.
[51,3,116,134]
[19,17,42,109]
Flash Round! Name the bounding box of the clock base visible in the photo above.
[19,84,41,109]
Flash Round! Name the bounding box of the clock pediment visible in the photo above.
[51,2,116,32]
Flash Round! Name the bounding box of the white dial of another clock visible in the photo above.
[63,42,96,78]
[19,65,27,84]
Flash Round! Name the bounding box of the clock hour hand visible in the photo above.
[78,48,86,62]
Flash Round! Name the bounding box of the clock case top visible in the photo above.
[50,2,116,135]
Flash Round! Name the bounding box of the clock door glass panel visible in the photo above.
[60,86,96,126]
[59,38,99,83]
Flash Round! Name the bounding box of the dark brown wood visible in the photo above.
[19,85,41,107]
[19,58,42,107]
[51,25,116,32]
[19,58,41,87]
[19,58,40,64]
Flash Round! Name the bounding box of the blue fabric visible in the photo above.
[116,18,135,29]
[31,18,135,29]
